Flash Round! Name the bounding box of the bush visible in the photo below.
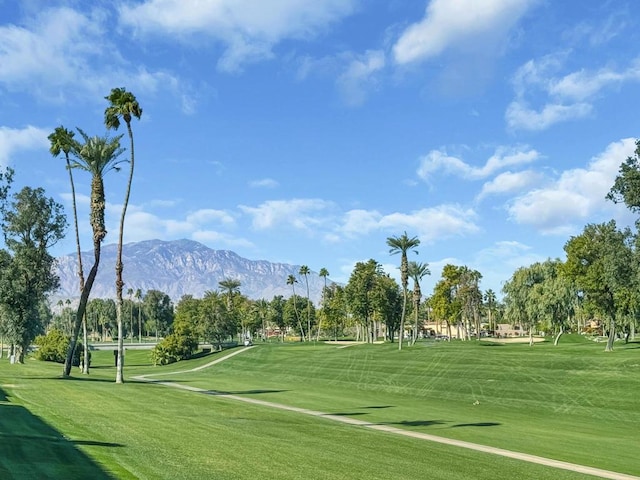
[34,329,82,365]
[151,330,198,366]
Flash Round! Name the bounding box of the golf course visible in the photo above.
[1,336,638,479]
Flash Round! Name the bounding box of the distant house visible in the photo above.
[494,323,528,338]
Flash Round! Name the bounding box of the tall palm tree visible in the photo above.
[317,268,329,341]
[386,231,420,350]
[105,87,142,384]
[49,126,92,373]
[62,129,125,376]
[408,261,430,345]
[286,274,304,341]
[299,265,311,341]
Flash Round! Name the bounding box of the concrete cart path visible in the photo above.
[133,347,638,480]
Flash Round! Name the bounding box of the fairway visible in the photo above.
[1,338,639,479]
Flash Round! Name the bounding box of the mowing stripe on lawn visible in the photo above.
[133,347,638,480]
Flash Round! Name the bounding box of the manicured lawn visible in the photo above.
[0,337,638,479]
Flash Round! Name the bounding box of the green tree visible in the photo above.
[143,290,174,341]
[320,284,347,341]
[430,264,463,340]
[457,267,483,340]
[386,232,420,349]
[284,294,308,340]
[268,295,286,341]
[345,260,400,343]
[563,221,634,351]
[607,139,640,211]
[62,129,125,376]
[0,187,66,363]
[371,273,402,343]
[407,261,430,345]
[252,299,270,341]
[105,87,142,384]
[135,288,142,342]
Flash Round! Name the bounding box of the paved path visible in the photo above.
[133,347,638,480]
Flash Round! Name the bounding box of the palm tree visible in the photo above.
[484,289,497,333]
[408,261,430,345]
[386,231,420,350]
[62,129,125,376]
[49,126,91,373]
[286,274,304,341]
[299,265,311,341]
[317,268,329,341]
[218,278,242,340]
[105,87,142,384]
[218,278,241,310]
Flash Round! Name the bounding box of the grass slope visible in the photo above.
[0,337,638,479]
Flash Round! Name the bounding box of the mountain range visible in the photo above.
[53,239,328,304]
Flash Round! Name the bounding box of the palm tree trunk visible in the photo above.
[82,315,89,374]
[63,249,100,376]
[398,288,406,350]
[115,121,135,384]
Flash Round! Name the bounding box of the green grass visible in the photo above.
[0,337,638,479]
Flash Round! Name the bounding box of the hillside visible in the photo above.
[54,239,327,303]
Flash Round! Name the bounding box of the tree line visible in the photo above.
[4,91,640,378]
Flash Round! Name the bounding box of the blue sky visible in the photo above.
[2,0,640,297]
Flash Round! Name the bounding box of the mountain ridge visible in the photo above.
[53,239,327,304]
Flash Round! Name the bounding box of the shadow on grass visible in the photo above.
[325,412,369,417]
[209,389,289,395]
[361,405,394,409]
[0,387,116,479]
[451,422,501,428]
[379,419,447,427]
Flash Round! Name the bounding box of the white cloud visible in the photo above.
[336,50,386,106]
[186,209,235,226]
[249,178,279,188]
[340,205,479,242]
[505,101,592,131]
[192,230,254,248]
[417,145,540,181]
[477,170,544,200]
[549,60,640,101]
[0,6,188,105]
[507,55,640,131]
[393,0,536,65]
[239,198,335,231]
[0,125,50,167]
[119,0,357,72]
[507,138,637,233]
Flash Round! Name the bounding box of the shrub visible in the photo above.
[34,329,82,365]
[151,328,198,366]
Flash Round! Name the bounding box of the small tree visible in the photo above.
[0,186,66,363]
